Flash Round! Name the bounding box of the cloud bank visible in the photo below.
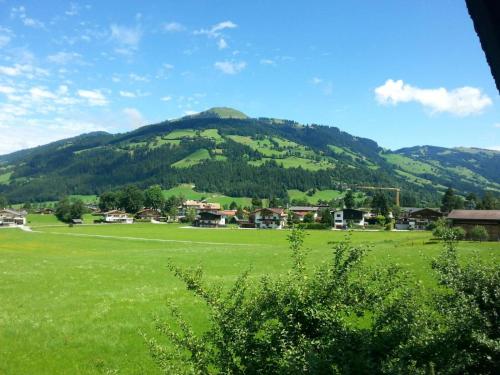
[375,79,492,116]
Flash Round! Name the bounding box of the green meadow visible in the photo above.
[1,218,499,374]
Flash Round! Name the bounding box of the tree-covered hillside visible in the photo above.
[0,108,498,204]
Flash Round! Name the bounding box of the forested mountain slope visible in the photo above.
[0,107,498,204]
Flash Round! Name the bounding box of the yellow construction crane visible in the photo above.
[353,186,401,206]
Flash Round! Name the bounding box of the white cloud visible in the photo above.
[65,3,80,16]
[217,38,228,50]
[214,60,246,75]
[375,79,492,116]
[260,59,275,66]
[30,87,57,100]
[47,51,82,65]
[211,21,237,34]
[164,22,185,32]
[110,24,142,54]
[310,77,333,95]
[123,107,145,128]
[77,89,108,106]
[11,6,45,29]
[161,96,172,101]
[486,146,500,151]
[0,64,49,78]
[194,20,237,48]
[0,86,15,95]
[119,90,136,98]
[184,110,199,116]
[129,73,149,82]
[494,123,500,128]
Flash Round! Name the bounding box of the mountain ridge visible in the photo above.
[0,107,498,205]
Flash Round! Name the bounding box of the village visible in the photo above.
[2,197,500,241]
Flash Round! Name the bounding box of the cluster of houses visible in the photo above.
[1,201,499,240]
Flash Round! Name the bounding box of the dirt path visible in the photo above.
[30,230,259,247]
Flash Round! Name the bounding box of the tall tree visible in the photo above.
[144,185,165,210]
[481,191,497,209]
[55,197,84,223]
[98,191,119,212]
[0,195,7,209]
[371,192,389,216]
[118,185,144,214]
[441,187,456,213]
[343,190,355,209]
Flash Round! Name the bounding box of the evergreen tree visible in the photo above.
[441,187,456,213]
[229,201,238,210]
[371,192,389,216]
[343,190,355,209]
[481,191,497,209]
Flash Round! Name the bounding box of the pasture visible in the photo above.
[1,219,499,374]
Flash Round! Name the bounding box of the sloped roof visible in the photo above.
[289,206,319,212]
[254,208,286,216]
[447,210,500,220]
[0,208,25,216]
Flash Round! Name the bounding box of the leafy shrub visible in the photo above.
[468,225,489,242]
[145,227,500,374]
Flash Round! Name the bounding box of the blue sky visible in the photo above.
[0,0,499,154]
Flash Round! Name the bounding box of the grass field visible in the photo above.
[1,220,499,374]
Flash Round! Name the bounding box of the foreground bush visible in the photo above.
[145,228,499,374]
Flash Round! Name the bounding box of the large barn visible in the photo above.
[447,210,500,241]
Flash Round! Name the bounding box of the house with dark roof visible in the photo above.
[193,211,226,227]
[332,209,365,229]
[396,208,443,230]
[447,210,500,241]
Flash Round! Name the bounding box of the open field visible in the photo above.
[1,220,499,374]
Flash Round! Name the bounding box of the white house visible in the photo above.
[103,210,133,224]
[332,208,365,229]
[253,208,287,229]
[0,209,27,226]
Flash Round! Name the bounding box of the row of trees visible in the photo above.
[442,187,499,212]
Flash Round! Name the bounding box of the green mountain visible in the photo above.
[0,107,499,204]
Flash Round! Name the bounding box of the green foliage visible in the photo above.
[118,185,144,214]
[302,212,315,223]
[319,208,333,226]
[441,187,464,213]
[469,225,489,242]
[147,227,500,374]
[343,189,355,209]
[0,194,7,208]
[229,201,238,210]
[431,238,500,374]
[98,191,120,211]
[144,185,165,210]
[55,197,84,223]
[372,192,390,216]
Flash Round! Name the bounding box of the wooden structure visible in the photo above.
[447,210,500,241]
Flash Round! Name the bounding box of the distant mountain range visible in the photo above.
[0,107,499,205]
